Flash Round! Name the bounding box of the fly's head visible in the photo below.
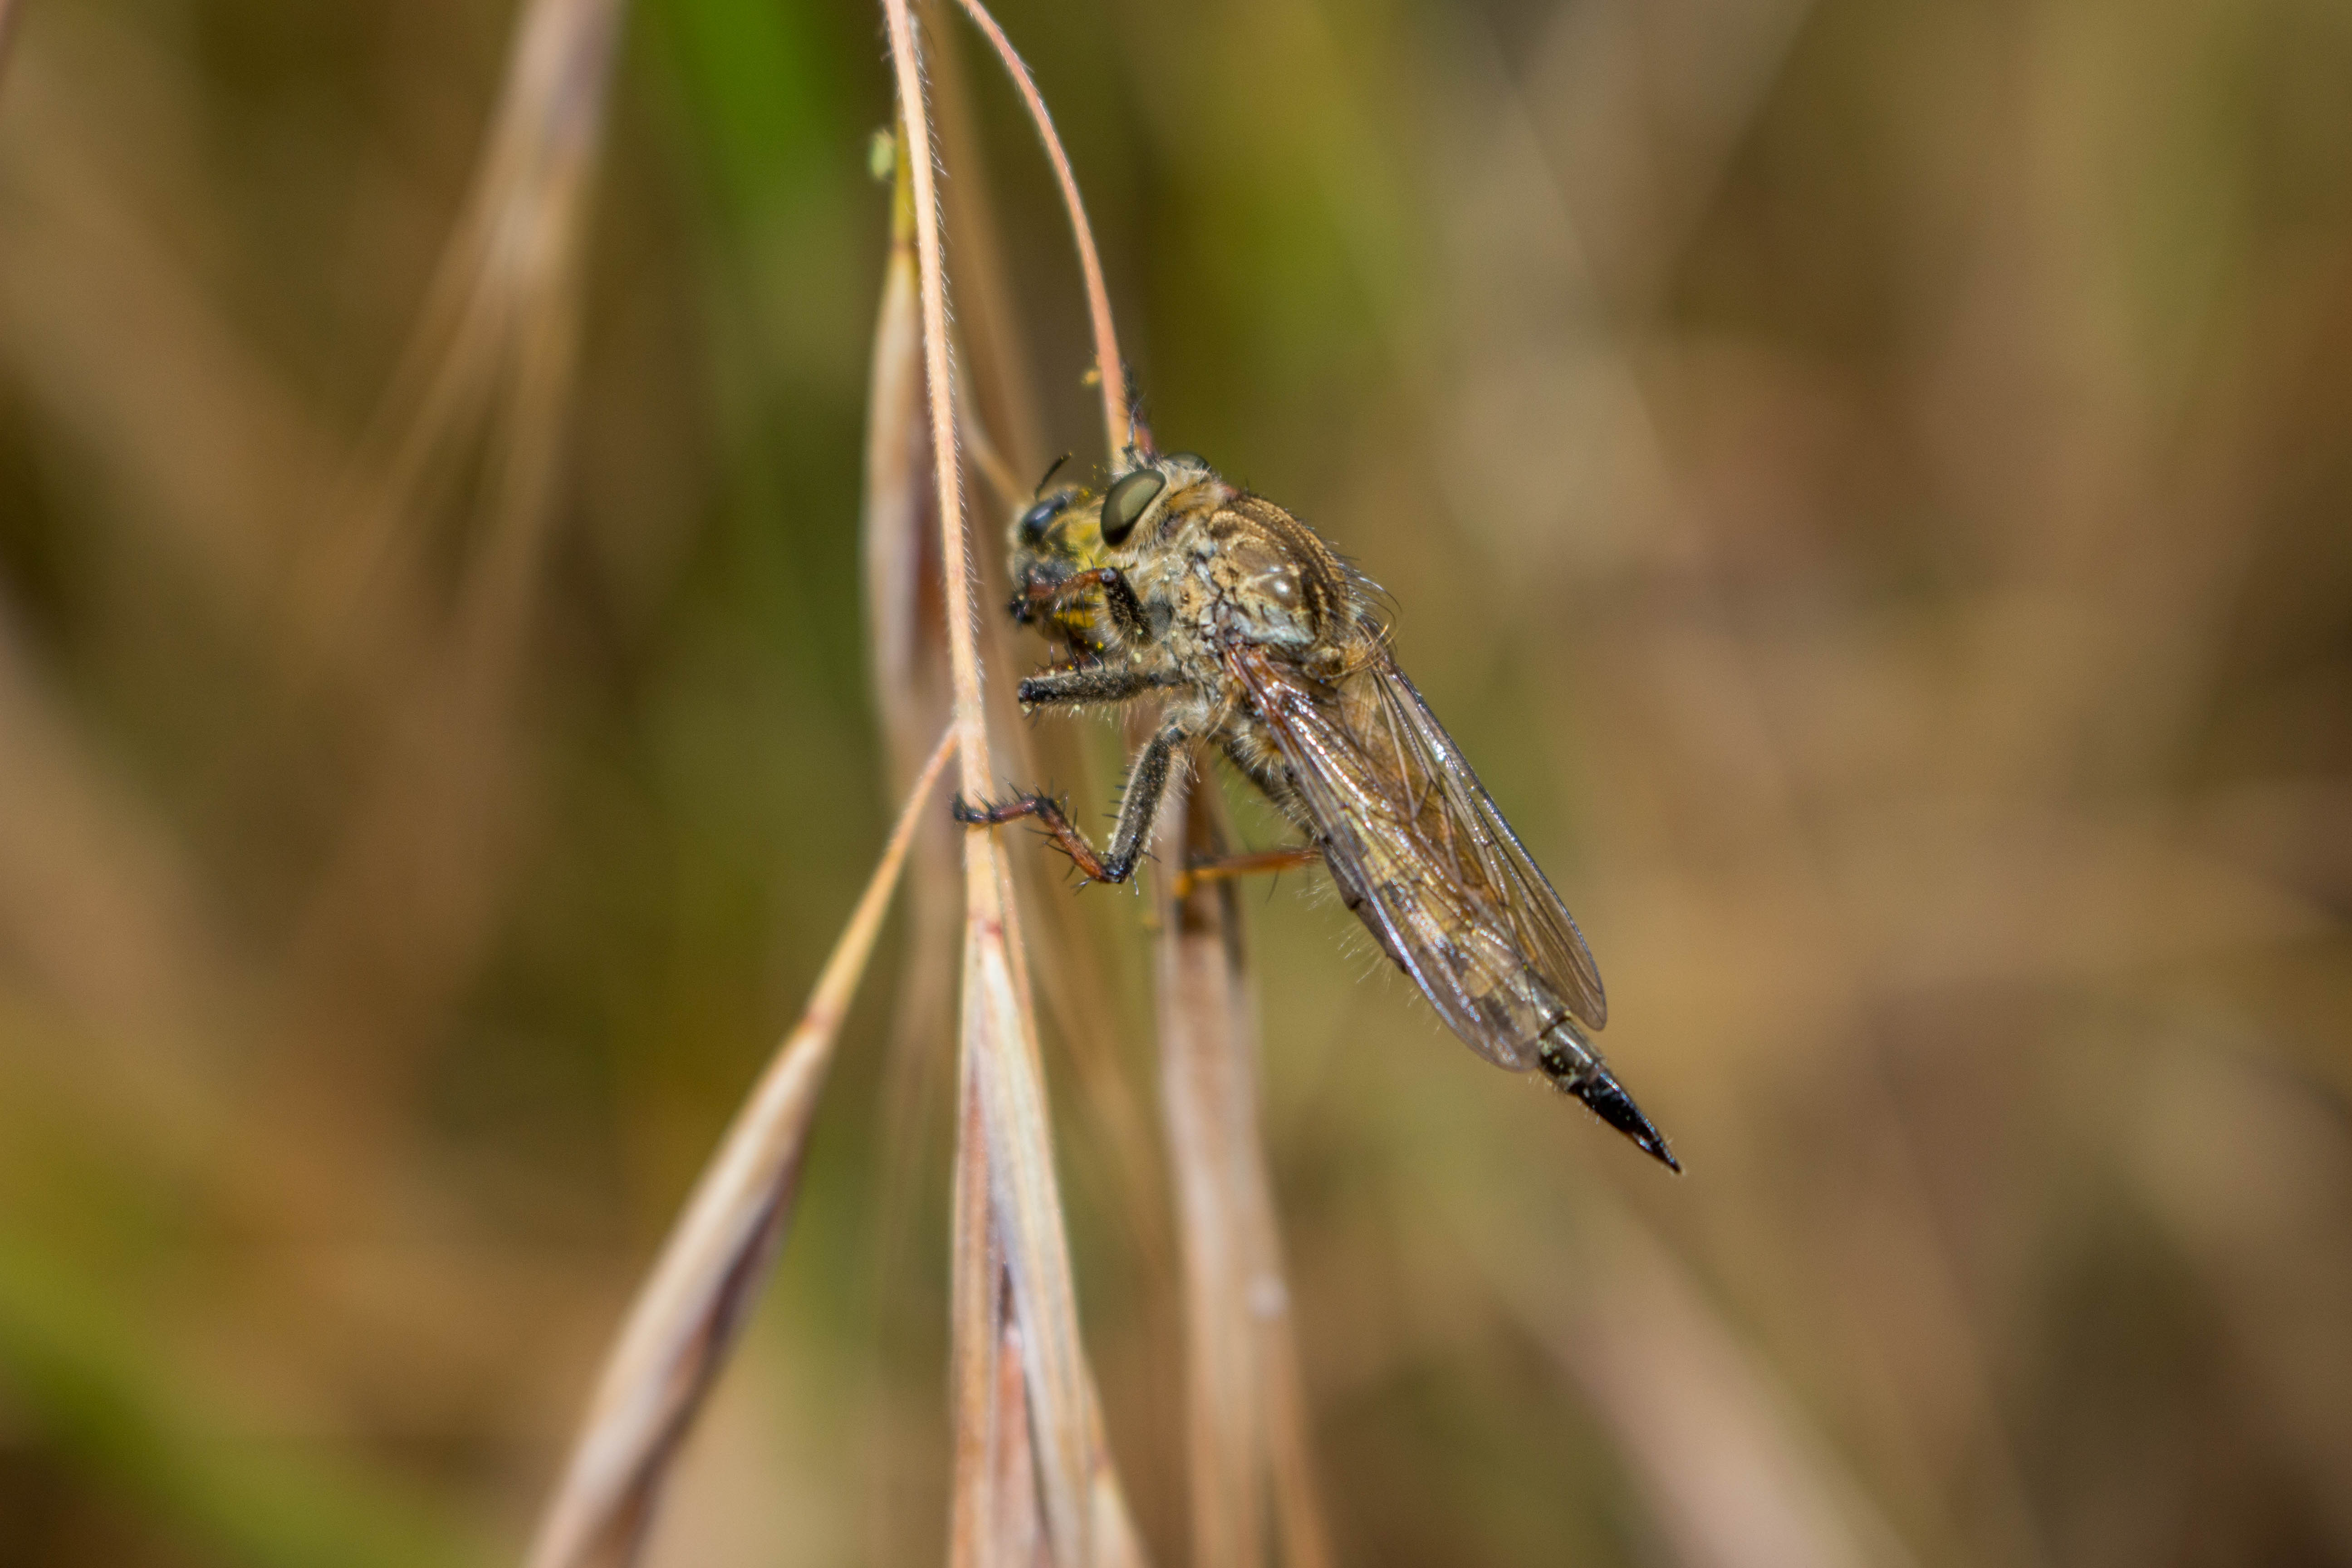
[1007,447,1354,673]
[1006,448,1229,654]
[1009,483,1108,652]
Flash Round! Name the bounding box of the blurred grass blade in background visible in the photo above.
[300,0,624,676]
[1489,1205,1917,1568]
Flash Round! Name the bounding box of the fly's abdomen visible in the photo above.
[1536,1016,1677,1170]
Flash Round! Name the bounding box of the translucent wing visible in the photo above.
[1226,643,1607,1074]
[1372,658,1608,1029]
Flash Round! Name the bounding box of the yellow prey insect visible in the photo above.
[957,449,1676,1170]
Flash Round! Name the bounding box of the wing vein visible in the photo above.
[1226,644,1607,1076]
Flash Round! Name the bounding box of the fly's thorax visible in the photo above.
[1113,494,1348,654]
[1195,500,1330,651]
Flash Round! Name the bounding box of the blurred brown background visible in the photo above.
[1,0,2349,1564]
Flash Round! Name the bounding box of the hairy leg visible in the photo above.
[1012,566,1148,642]
[953,714,1189,884]
[1015,664,1172,710]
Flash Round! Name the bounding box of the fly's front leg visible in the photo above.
[952,714,1189,885]
[950,793,1118,880]
[1014,567,1148,643]
[1015,664,1173,710]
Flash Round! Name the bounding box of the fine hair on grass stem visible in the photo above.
[881,1,1145,1562]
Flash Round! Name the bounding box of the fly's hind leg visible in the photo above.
[953,714,1189,885]
[1169,845,1322,899]
[1169,733,1323,897]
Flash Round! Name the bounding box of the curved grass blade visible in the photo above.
[523,730,954,1568]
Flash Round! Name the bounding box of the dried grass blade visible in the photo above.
[522,729,955,1568]
[951,1029,1024,1568]
[945,0,1181,1331]
[992,1308,1049,1568]
[446,0,625,686]
[924,0,1046,480]
[938,5,1296,1557]
[865,135,951,802]
[917,21,1150,1253]
[885,4,1143,1559]
[1155,780,1262,1568]
[1257,1306,1328,1568]
[963,831,1097,1563]
[1154,779,1330,1568]
[266,0,627,1188]
[995,846,1152,1568]
[946,0,1127,452]
[1085,1423,1150,1568]
[863,125,960,1203]
[951,841,1140,1568]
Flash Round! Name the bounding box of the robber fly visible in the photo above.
[956,449,1676,1170]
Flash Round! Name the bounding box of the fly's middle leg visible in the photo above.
[952,714,1190,885]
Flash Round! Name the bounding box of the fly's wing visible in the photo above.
[1370,658,1608,1029]
[1227,644,1603,1074]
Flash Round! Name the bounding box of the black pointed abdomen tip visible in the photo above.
[1573,1073,1682,1173]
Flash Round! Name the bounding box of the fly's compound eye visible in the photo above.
[1017,492,1071,544]
[1101,469,1166,548]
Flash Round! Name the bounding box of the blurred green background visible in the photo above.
[2,0,2350,1564]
